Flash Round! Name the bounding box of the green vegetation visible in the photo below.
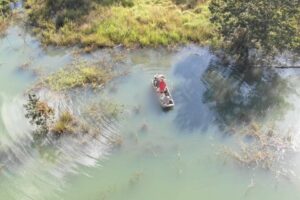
[0,0,13,15]
[209,0,300,66]
[24,94,92,138]
[0,0,16,34]
[42,62,112,91]
[25,0,217,48]
[24,94,54,139]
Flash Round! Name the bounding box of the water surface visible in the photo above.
[1,24,300,200]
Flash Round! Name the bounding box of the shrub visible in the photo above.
[24,94,54,140]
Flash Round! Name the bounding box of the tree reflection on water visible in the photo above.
[202,59,294,130]
[173,51,294,132]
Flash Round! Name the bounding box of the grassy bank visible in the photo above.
[25,0,218,48]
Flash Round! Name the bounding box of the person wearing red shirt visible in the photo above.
[158,79,166,93]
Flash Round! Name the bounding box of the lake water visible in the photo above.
[1,23,300,200]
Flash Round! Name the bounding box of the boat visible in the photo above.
[152,74,175,109]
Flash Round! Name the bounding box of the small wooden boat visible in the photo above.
[152,74,175,109]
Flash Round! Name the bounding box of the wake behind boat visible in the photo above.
[152,74,175,109]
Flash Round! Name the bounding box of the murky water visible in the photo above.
[1,23,300,200]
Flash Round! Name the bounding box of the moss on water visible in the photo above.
[25,0,218,48]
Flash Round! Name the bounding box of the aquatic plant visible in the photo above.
[129,171,143,186]
[82,100,124,147]
[223,122,297,176]
[24,93,94,139]
[139,123,148,132]
[42,62,113,91]
[109,135,123,148]
[84,100,124,120]
[51,111,75,135]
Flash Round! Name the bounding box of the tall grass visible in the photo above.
[26,0,218,48]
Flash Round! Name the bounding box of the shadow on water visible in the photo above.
[172,48,214,132]
[172,47,295,133]
[201,58,295,130]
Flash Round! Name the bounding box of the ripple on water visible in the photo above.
[0,87,119,200]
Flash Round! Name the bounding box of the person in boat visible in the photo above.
[157,78,166,93]
[154,76,159,87]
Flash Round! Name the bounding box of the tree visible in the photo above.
[209,0,300,66]
[24,94,54,140]
[0,0,14,16]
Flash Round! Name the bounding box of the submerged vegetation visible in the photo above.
[223,122,296,176]
[84,100,124,120]
[25,0,216,47]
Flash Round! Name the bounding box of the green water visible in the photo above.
[1,24,300,200]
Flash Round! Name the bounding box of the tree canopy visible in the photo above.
[0,0,14,15]
[209,0,300,65]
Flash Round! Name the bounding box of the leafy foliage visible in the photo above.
[24,94,54,138]
[209,0,300,65]
[0,0,14,15]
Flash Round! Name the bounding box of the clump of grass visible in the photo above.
[51,111,74,135]
[25,0,218,48]
[43,62,112,91]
